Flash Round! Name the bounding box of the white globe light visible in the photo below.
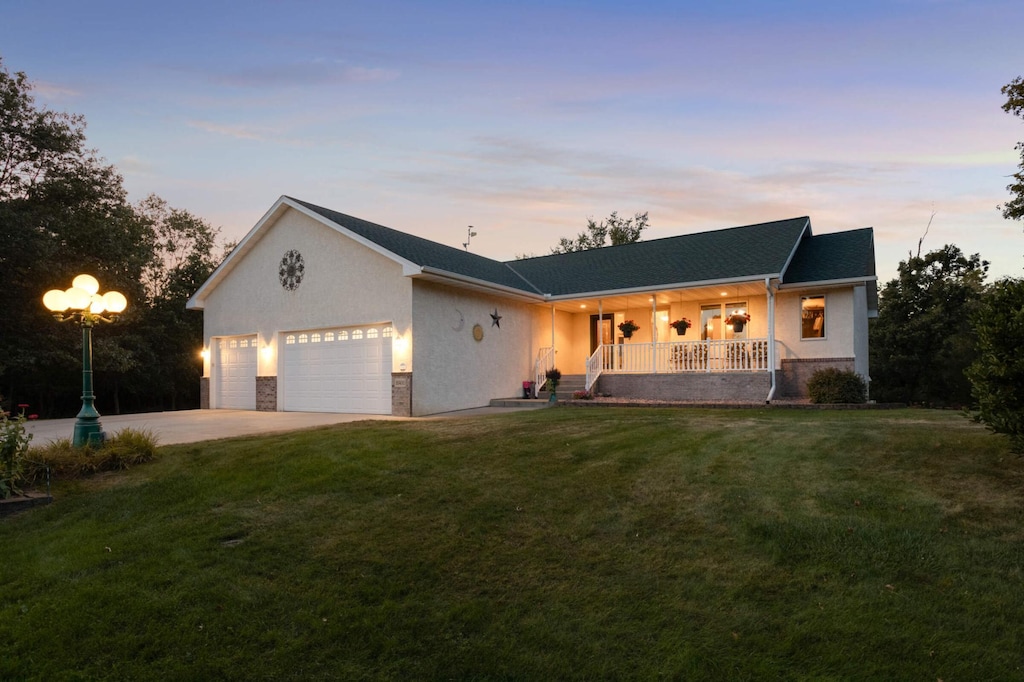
[72,274,100,295]
[64,286,91,310]
[102,291,127,314]
[43,289,70,312]
[89,294,106,314]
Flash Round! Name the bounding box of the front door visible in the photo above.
[590,314,614,354]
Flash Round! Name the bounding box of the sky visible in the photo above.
[2,0,1023,283]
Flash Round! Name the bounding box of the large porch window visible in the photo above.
[701,301,748,340]
[801,295,825,339]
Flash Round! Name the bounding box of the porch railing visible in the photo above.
[534,346,555,397]
[585,338,770,390]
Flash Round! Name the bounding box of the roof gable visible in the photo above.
[782,228,876,284]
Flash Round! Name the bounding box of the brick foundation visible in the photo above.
[392,372,413,417]
[256,376,278,411]
[596,372,772,403]
[200,377,210,409]
[777,358,855,399]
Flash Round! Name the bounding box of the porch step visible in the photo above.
[488,398,552,408]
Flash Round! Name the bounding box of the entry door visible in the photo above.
[216,336,257,409]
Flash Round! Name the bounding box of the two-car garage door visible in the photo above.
[213,325,392,414]
[281,325,392,414]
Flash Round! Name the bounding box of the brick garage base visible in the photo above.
[597,372,772,403]
[392,373,412,417]
[256,376,277,411]
[200,377,210,409]
[777,358,855,399]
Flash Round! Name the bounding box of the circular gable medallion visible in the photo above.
[472,324,484,342]
[279,250,305,291]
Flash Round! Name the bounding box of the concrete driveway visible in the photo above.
[23,405,542,447]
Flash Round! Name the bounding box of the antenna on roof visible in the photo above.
[463,226,477,251]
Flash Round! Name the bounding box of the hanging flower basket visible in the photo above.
[670,318,692,336]
[618,320,639,339]
[725,312,751,332]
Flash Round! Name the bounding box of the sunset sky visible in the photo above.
[3,0,1023,281]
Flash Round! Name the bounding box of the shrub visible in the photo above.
[967,277,1024,454]
[572,390,592,400]
[1,411,33,498]
[25,428,159,486]
[807,368,867,404]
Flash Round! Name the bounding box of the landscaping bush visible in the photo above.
[806,368,867,404]
[1,411,33,498]
[24,428,159,485]
[572,390,593,400]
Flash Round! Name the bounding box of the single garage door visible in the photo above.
[281,325,392,414]
[215,335,257,409]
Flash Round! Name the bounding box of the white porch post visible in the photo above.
[651,295,657,374]
[550,304,555,360]
[766,277,777,401]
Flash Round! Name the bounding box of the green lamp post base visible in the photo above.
[72,418,106,448]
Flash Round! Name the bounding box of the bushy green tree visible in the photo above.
[0,59,221,416]
[1001,76,1024,223]
[967,278,1024,453]
[551,211,649,253]
[870,245,988,406]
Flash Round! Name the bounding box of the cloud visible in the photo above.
[187,120,267,141]
[211,61,399,88]
[32,81,82,100]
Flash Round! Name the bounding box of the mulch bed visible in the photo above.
[559,398,905,410]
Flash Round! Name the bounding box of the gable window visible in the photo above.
[801,295,825,339]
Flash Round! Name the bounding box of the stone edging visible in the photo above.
[558,400,905,410]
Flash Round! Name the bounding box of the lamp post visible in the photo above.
[42,275,128,447]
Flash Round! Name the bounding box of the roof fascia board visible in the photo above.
[776,276,878,290]
[545,274,780,302]
[283,198,421,273]
[777,217,812,283]
[186,196,423,310]
[186,196,293,310]
[416,267,546,302]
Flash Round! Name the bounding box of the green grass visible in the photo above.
[2,408,1023,680]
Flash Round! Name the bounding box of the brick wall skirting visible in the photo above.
[596,372,772,403]
[777,358,855,399]
[200,377,210,410]
[392,372,413,417]
[256,376,277,412]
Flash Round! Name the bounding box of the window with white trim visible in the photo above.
[285,335,296,345]
[352,329,364,340]
[801,295,826,339]
[383,326,393,338]
[367,328,379,339]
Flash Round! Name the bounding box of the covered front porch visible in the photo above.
[532,278,784,397]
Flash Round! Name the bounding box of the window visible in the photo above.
[367,328,379,339]
[324,332,335,342]
[339,330,349,341]
[285,335,296,345]
[298,333,308,344]
[311,332,321,343]
[383,327,394,338]
[701,301,748,340]
[352,329,364,340]
[801,295,825,339]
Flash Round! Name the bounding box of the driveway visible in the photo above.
[23,405,543,447]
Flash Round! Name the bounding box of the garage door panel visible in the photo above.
[216,335,257,409]
[282,326,392,414]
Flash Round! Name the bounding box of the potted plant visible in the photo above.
[544,367,562,403]
[725,311,751,332]
[670,318,692,336]
[618,320,640,339]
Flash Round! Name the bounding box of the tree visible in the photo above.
[1001,77,1024,222]
[967,277,1024,453]
[0,59,223,416]
[869,245,988,406]
[551,211,649,254]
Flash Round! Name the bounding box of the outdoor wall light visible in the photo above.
[261,346,273,361]
[43,275,128,447]
[200,348,210,361]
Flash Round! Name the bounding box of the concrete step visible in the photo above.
[489,398,553,408]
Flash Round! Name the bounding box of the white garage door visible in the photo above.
[281,325,393,414]
[216,335,257,409]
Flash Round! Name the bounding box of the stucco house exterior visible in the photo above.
[186,196,877,416]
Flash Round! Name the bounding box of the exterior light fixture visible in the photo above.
[43,275,128,447]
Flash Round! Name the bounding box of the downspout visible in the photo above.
[765,276,777,403]
[550,304,555,364]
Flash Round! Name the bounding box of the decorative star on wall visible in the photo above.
[490,309,502,328]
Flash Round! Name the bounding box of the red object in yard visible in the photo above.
[522,381,536,398]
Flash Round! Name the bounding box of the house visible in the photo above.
[186,196,877,416]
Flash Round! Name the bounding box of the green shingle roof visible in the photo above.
[509,217,809,296]
[291,198,874,298]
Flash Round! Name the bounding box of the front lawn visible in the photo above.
[2,408,1022,679]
